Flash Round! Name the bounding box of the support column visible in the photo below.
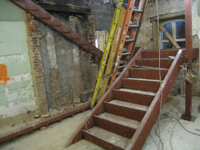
[185,0,192,121]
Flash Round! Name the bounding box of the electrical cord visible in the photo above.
[149,133,159,148]
[175,118,200,136]
[169,121,178,150]
[155,115,200,150]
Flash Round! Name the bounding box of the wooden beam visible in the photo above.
[159,24,181,48]
[153,20,158,49]
[150,11,185,22]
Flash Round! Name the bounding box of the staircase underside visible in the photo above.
[66,47,199,150]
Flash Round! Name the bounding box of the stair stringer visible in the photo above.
[65,47,145,147]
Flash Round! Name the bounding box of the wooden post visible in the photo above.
[185,0,192,121]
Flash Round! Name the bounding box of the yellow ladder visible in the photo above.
[91,0,123,108]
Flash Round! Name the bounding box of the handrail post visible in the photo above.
[185,0,192,121]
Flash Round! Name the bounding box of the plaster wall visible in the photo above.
[0,0,37,119]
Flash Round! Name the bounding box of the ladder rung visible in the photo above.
[113,60,125,65]
[122,52,131,56]
[110,72,121,78]
[118,65,126,69]
[123,48,127,52]
[126,35,130,39]
[133,9,143,13]
[125,39,135,42]
[129,25,139,28]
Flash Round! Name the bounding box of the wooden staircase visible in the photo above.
[66,47,198,150]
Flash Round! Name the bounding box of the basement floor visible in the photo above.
[0,95,200,150]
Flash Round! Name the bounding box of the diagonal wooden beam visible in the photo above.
[159,24,181,48]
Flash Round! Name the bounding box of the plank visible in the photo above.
[159,24,180,48]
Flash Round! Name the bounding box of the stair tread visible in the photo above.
[136,58,172,60]
[107,100,148,112]
[131,67,169,70]
[84,127,130,149]
[126,77,162,82]
[95,113,140,129]
[119,88,156,96]
[66,139,105,150]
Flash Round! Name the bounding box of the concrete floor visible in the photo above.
[0,95,200,150]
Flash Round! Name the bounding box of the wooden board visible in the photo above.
[159,24,180,48]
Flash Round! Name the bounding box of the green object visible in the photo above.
[0,0,25,21]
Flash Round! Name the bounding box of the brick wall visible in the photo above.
[26,12,48,114]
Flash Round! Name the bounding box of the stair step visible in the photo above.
[94,113,139,138]
[119,88,156,96]
[66,139,105,150]
[83,127,130,150]
[113,89,154,106]
[127,78,161,82]
[133,65,167,70]
[122,78,160,92]
[104,100,148,121]
[129,68,168,80]
[141,49,178,58]
[136,58,173,69]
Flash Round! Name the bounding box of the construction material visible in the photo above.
[98,6,126,101]
[10,0,103,62]
[159,24,181,48]
[90,0,123,108]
